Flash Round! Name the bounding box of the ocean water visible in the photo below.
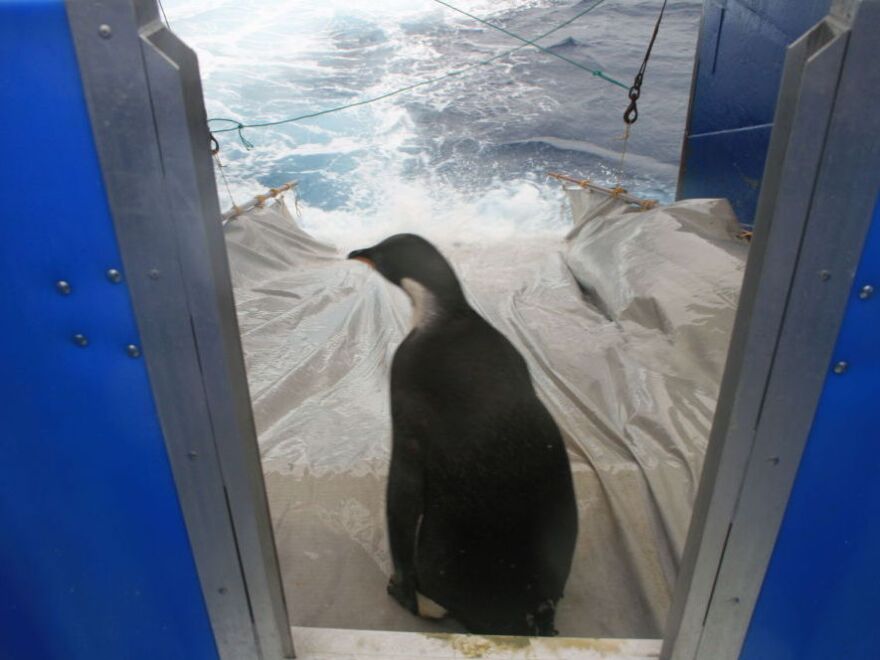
[163,0,702,250]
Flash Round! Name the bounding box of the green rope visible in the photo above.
[430,0,626,89]
[210,0,620,147]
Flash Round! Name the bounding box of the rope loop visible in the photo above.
[623,0,667,126]
[237,125,254,150]
[628,73,643,101]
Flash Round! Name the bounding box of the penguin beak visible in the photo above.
[347,249,375,269]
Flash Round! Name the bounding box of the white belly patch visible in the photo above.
[400,277,440,329]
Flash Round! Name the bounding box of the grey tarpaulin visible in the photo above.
[224,190,747,637]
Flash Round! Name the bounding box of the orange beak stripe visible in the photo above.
[351,255,375,269]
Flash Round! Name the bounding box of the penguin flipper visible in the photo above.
[386,404,425,615]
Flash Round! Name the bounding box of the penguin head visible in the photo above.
[347,234,467,315]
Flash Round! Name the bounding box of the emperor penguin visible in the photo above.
[348,233,578,636]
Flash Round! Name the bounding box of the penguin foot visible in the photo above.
[387,576,418,615]
[532,599,559,636]
[416,592,448,619]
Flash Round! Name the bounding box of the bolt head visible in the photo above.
[73,334,88,347]
[56,280,72,295]
[833,361,848,375]
[859,285,874,300]
[819,270,832,281]
[148,269,161,280]
[126,344,141,358]
[98,24,112,38]
[106,268,123,284]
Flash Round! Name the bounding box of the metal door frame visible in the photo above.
[664,1,880,657]
[62,0,878,658]
[66,1,293,657]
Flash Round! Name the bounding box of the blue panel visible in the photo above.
[679,0,831,225]
[741,193,880,660]
[0,3,219,659]
[677,123,771,226]
[689,0,831,135]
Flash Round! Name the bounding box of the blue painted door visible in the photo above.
[678,0,831,224]
[741,195,880,659]
[0,2,219,658]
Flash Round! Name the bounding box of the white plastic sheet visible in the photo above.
[225,192,747,637]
